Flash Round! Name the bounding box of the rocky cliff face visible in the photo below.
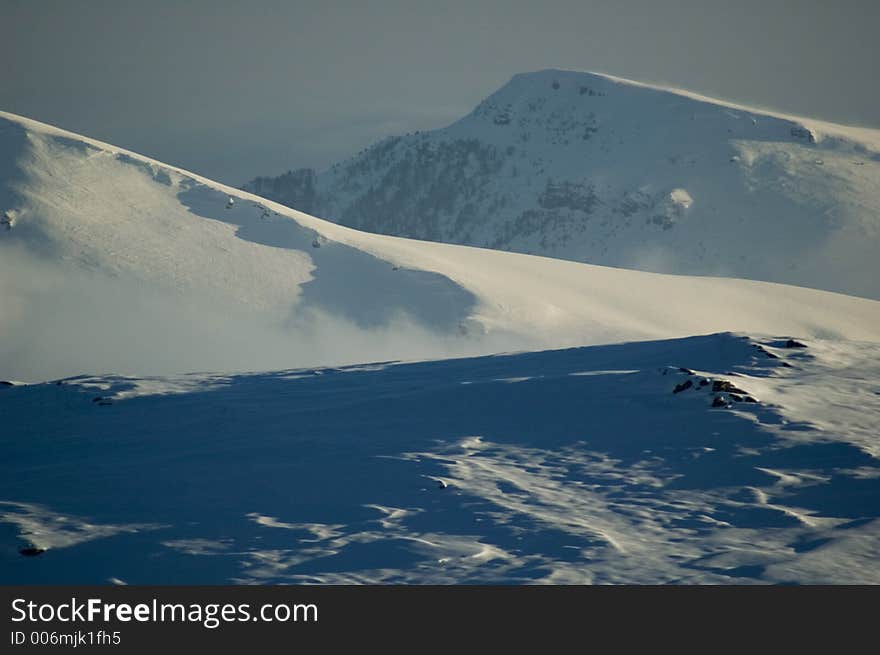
[244,69,880,299]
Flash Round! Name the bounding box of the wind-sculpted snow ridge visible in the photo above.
[1,333,878,584]
[2,110,880,383]
[245,69,880,299]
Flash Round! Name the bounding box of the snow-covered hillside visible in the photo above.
[2,110,880,383]
[245,69,880,299]
[2,333,879,584]
[1,111,879,585]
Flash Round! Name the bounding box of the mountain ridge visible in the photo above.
[3,108,880,383]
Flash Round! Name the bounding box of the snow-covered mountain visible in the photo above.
[2,110,880,383]
[3,332,879,584]
[1,111,879,585]
[244,69,880,300]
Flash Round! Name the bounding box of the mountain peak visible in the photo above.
[243,70,880,300]
[463,67,796,135]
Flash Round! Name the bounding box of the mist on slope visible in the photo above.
[0,243,534,383]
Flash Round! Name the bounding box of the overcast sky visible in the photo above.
[2,0,878,184]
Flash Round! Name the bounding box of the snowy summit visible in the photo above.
[246,69,880,300]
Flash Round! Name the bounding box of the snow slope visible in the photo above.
[244,69,880,299]
[2,333,878,584]
[2,110,880,383]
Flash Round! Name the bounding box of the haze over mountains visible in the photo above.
[245,69,880,300]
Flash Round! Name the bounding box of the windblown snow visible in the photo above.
[0,109,878,584]
[2,333,879,584]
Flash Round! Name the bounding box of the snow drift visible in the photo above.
[2,333,878,584]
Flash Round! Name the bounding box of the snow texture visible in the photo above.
[1,333,879,584]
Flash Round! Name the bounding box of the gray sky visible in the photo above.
[2,0,878,184]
